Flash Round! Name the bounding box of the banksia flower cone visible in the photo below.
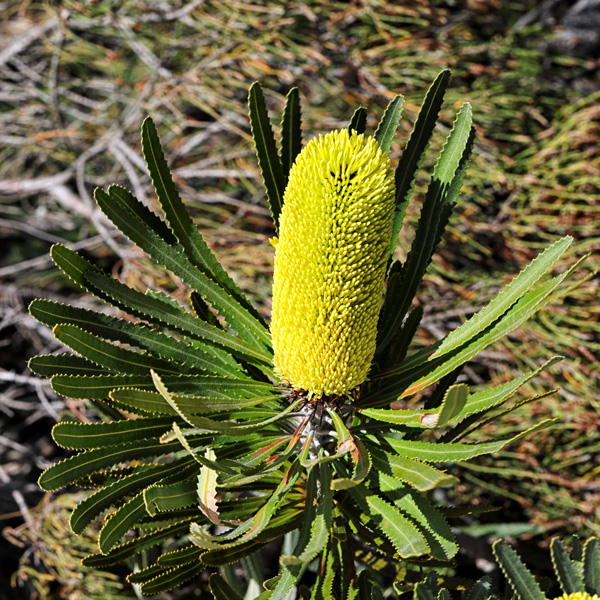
[271,129,396,397]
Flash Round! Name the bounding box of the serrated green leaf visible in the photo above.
[39,437,188,491]
[368,446,457,491]
[29,299,242,378]
[96,186,271,353]
[492,540,546,600]
[349,107,367,134]
[248,82,286,233]
[28,353,109,377]
[144,479,198,517]
[49,244,270,368]
[280,86,302,181]
[70,457,195,534]
[378,102,472,353]
[374,95,404,155]
[400,255,584,398]
[53,323,191,376]
[362,357,562,426]
[140,560,204,595]
[158,545,202,567]
[99,492,147,553]
[292,464,332,563]
[389,69,451,257]
[140,118,262,322]
[379,475,458,560]
[82,518,194,566]
[367,418,556,463]
[467,576,493,600]
[209,573,244,600]
[52,416,175,449]
[583,538,600,594]
[363,493,429,558]
[552,538,584,594]
[110,387,276,417]
[85,269,273,369]
[432,236,573,360]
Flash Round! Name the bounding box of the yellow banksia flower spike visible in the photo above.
[552,595,600,600]
[271,128,396,398]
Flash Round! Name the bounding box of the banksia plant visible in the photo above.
[28,71,589,598]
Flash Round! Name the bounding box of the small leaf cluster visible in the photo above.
[29,72,585,597]
[417,536,600,600]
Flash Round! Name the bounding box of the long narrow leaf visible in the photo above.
[280,86,302,181]
[96,187,271,353]
[374,95,404,155]
[377,102,472,353]
[432,236,572,359]
[140,119,262,322]
[388,69,452,257]
[248,82,286,232]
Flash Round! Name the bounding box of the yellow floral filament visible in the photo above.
[271,129,395,397]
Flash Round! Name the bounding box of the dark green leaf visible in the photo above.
[209,573,244,600]
[39,437,187,491]
[377,102,473,353]
[492,540,546,600]
[583,538,600,594]
[82,518,193,566]
[71,457,195,534]
[52,416,176,449]
[99,492,147,553]
[140,561,204,595]
[248,82,286,233]
[28,353,108,377]
[95,187,271,353]
[552,538,584,594]
[349,107,368,134]
[29,299,242,378]
[140,119,262,323]
[280,86,302,181]
[389,69,451,257]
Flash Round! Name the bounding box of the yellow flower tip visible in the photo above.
[271,128,396,398]
[269,237,278,248]
[552,594,600,600]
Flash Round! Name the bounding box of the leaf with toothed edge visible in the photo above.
[378,473,458,561]
[349,106,368,134]
[70,456,196,534]
[378,102,473,354]
[140,118,263,323]
[493,540,546,600]
[248,82,286,233]
[38,437,193,491]
[374,95,404,155]
[388,69,451,259]
[583,537,600,594]
[140,560,205,595]
[28,299,242,378]
[551,537,584,594]
[52,416,177,449]
[99,492,148,554]
[82,517,195,567]
[347,483,429,558]
[95,186,271,353]
[280,86,302,182]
